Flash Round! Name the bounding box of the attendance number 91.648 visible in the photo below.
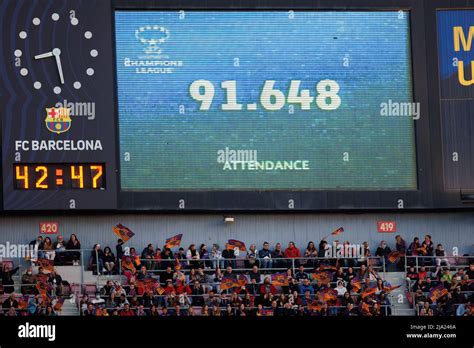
[189,79,341,112]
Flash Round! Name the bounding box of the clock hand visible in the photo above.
[34,51,53,60]
[52,48,64,85]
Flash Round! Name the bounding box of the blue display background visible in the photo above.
[115,11,416,190]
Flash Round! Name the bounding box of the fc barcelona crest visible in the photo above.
[45,107,71,134]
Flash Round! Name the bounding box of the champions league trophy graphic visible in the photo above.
[135,25,170,55]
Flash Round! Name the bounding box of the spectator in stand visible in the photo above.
[83,303,96,316]
[375,240,392,263]
[406,266,419,291]
[1,263,19,294]
[222,243,236,269]
[100,280,114,306]
[191,281,205,306]
[141,244,155,270]
[65,234,81,265]
[435,244,450,267]
[115,239,124,263]
[91,244,105,275]
[295,265,310,282]
[249,265,261,283]
[285,241,301,268]
[199,244,210,269]
[258,242,272,270]
[406,237,420,267]
[456,299,472,316]
[210,244,223,270]
[137,265,152,281]
[120,303,135,316]
[174,247,187,269]
[298,278,314,296]
[29,236,44,261]
[419,301,433,316]
[335,280,348,297]
[467,263,474,280]
[418,266,428,281]
[304,241,318,267]
[47,269,63,296]
[160,248,174,270]
[271,242,284,269]
[44,305,56,317]
[245,244,259,269]
[260,276,278,296]
[53,235,66,265]
[421,235,435,266]
[21,266,36,295]
[103,247,116,275]
[2,293,18,315]
[153,247,162,270]
[43,237,55,261]
[160,266,174,285]
[186,244,200,269]
[395,235,407,254]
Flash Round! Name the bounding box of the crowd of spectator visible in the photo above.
[0,232,472,317]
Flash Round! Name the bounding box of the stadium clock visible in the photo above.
[14,10,98,94]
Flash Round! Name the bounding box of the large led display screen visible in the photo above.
[115,11,417,191]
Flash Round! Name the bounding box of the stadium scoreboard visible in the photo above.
[0,0,473,211]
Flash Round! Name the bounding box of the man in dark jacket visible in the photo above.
[258,242,272,270]
[1,264,19,294]
[141,244,155,270]
[271,243,285,269]
[221,244,236,268]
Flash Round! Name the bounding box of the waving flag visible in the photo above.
[18,296,29,310]
[350,278,362,293]
[331,227,344,236]
[429,284,449,302]
[36,281,50,302]
[53,297,65,311]
[318,288,337,303]
[136,278,158,295]
[165,234,183,249]
[221,276,238,290]
[271,273,289,286]
[307,303,322,312]
[312,271,331,286]
[361,286,377,299]
[227,239,246,251]
[387,251,403,264]
[383,284,402,293]
[318,264,337,272]
[260,309,274,316]
[37,258,54,273]
[237,274,249,287]
[121,256,136,274]
[113,223,135,242]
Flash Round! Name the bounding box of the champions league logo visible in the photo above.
[123,25,183,74]
[135,25,170,55]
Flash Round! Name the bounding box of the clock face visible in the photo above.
[14,10,98,95]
